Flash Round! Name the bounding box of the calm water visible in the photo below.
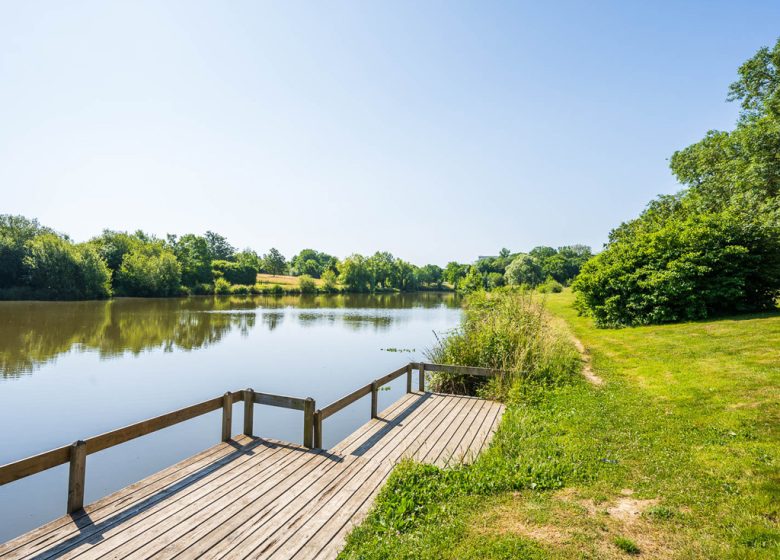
[0,293,461,542]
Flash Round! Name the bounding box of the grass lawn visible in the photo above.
[340,290,780,559]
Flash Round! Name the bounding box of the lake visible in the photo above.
[0,293,461,542]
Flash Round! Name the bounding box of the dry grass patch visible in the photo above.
[468,490,683,558]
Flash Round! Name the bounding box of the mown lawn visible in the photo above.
[339,290,780,559]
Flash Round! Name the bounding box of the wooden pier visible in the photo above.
[0,363,505,559]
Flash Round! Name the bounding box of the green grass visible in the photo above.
[339,290,780,559]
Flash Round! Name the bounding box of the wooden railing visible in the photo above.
[312,362,503,448]
[0,362,501,515]
[0,389,314,514]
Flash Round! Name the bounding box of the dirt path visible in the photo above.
[548,313,604,386]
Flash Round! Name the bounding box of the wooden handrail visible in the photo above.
[0,387,313,514]
[0,361,502,514]
[312,362,505,448]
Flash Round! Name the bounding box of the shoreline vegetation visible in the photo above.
[0,215,591,302]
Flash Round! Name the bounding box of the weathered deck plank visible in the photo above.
[1,392,504,560]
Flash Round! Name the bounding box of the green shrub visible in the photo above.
[537,277,563,293]
[23,234,112,299]
[573,210,780,327]
[229,284,250,295]
[298,274,317,294]
[268,284,284,295]
[212,259,257,285]
[115,249,181,297]
[321,269,339,293]
[214,277,231,295]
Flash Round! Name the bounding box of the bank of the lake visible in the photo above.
[0,292,462,543]
[340,290,780,559]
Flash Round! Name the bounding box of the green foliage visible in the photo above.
[23,234,112,299]
[263,248,287,276]
[428,290,580,396]
[298,274,317,294]
[321,269,339,293]
[537,277,563,294]
[575,39,780,327]
[228,283,250,295]
[339,254,371,292]
[204,231,235,261]
[613,536,640,555]
[291,249,337,278]
[0,215,52,289]
[214,277,231,295]
[116,248,181,297]
[167,234,213,287]
[505,255,543,287]
[211,259,257,285]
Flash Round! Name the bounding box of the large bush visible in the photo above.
[574,39,780,327]
[24,234,112,299]
[211,259,257,285]
[116,249,182,297]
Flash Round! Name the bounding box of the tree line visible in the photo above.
[573,38,780,327]
[0,218,592,300]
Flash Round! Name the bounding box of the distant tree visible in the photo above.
[24,234,111,299]
[205,231,235,261]
[263,248,287,276]
[211,259,257,285]
[505,255,543,287]
[168,234,213,287]
[116,249,181,297]
[0,214,51,289]
[338,254,370,292]
[367,251,395,290]
[419,264,443,289]
[461,266,485,292]
[321,269,339,293]
[444,261,468,289]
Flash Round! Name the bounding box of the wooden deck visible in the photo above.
[0,392,504,559]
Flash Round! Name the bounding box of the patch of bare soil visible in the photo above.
[473,490,679,558]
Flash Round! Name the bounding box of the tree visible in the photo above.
[116,249,181,297]
[505,255,543,287]
[418,264,443,289]
[24,234,111,299]
[212,259,257,285]
[0,215,50,289]
[263,248,287,276]
[338,254,370,292]
[444,261,469,290]
[205,231,235,261]
[574,39,780,326]
[168,234,213,287]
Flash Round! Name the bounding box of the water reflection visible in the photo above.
[0,293,457,376]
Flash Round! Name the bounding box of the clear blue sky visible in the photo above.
[1,2,778,265]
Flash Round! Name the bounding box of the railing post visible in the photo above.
[418,363,425,392]
[303,398,315,449]
[313,410,323,449]
[243,388,254,437]
[221,391,233,442]
[370,381,378,419]
[67,440,86,514]
[406,364,412,393]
